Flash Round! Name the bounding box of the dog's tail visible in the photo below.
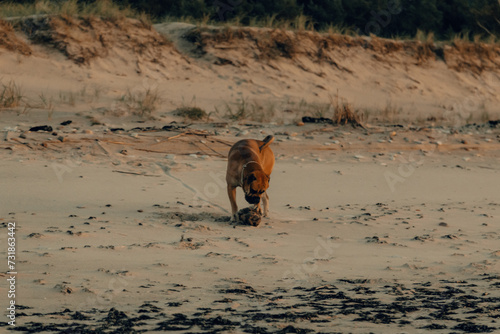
[259,135,274,152]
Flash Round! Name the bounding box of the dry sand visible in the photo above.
[0,18,500,333]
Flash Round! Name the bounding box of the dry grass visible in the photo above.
[262,30,296,59]
[358,102,403,125]
[58,86,101,106]
[0,0,144,21]
[193,26,298,60]
[175,106,207,120]
[247,100,276,123]
[118,88,161,117]
[59,91,76,107]
[174,96,209,121]
[219,97,276,122]
[180,20,499,71]
[179,13,315,32]
[220,97,249,121]
[330,91,364,128]
[444,36,500,74]
[0,19,32,55]
[382,101,403,123]
[333,102,361,126]
[308,102,332,119]
[0,80,24,109]
[326,23,358,37]
[20,14,167,66]
[38,91,54,119]
[280,14,315,31]
[412,30,436,64]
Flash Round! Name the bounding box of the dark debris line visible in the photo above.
[4,278,499,333]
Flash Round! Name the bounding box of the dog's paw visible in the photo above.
[253,205,263,215]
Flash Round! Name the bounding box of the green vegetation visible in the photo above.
[1,1,498,42]
[121,0,499,40]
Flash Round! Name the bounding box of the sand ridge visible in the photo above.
[0,18,499,123]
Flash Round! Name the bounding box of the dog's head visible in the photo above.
[243,171,270,205]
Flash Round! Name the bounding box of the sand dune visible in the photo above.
[0,16,500,333]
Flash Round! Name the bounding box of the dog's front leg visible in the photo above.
[227,185,238,221]
[261,191,269,217]
[253,202,262,216]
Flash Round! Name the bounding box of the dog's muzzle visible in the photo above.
[245,193,261,205]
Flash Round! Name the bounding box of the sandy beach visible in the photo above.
[1,17,500,333]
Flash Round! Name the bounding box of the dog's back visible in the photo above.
[228,136,274,163]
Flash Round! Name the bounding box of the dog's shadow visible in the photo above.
[154,208,263,227]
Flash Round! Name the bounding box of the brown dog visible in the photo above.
[226,135,275,221]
